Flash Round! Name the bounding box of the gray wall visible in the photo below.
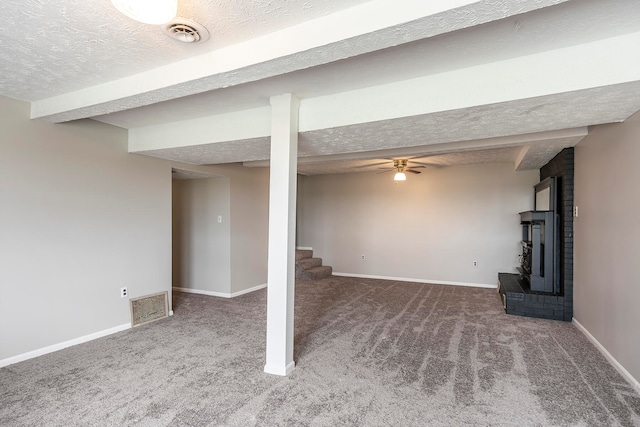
[228,166,270,293]
[0,96,172,361]
[574,112,640,383]
[172,177,231,294]
[297,162,538,285]
[170,163,269,295]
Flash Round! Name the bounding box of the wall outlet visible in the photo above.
[473,261,478,268]
[217,215,222,223]
[120,287,128,298]
[361,254,366,261]
[574,206,579,217]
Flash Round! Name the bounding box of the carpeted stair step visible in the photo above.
[298,265,333,280]
[298,257,323,271]
[295,249,313,261]
[296,249,333,280]
[295,257,324,278]
[295,249,333,280]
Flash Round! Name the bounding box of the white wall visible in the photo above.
[574,112,640,384]
[0,96,171,362]
[172,177,231,294]
[298,162,538,286]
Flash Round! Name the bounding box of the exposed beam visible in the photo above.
[128,30,640,157]
[514,145,531,171]
[30,0,570,123]
[129,107,270,152]
[299,32,640,132]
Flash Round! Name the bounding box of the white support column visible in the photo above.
[264,93,299,376]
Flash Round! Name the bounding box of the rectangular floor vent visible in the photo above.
[130,291,169,327]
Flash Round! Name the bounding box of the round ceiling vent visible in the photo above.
[164,18,209,44]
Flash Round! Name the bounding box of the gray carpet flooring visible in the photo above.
[1,276,639,426]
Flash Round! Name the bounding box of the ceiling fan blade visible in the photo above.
[407,165,426,169]
[406,169,421,174]
[353,160,391,169]
[410,161,444,168]
[370,160,393,167]
[376,170,393,174]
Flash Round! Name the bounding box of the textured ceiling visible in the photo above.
[0,0,369,100]
[291,147,525,176]
[2,0,640,175]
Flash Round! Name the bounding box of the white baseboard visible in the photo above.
[173,283,267,299]
[230,283,267,297]
[573,318,640,395]
[0,323,131,369]
[332,272,497,289]
[296,246,313,250]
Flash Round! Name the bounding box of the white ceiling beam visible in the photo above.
[30,0,570,123]
[129,106,270,152]
[129,31,640,155]
[299,31,640,132]
[514,146,531,171]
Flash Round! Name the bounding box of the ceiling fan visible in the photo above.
[377,159,426,181]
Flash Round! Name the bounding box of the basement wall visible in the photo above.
[0,96,171,363]
[297,162,538,286]
[172,177,231,294]
[227,166,269,294]
[574,111,640,385]
[170,163,269,296]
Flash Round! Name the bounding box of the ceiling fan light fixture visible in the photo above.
[393,159,408,181]
[111,0,177,25]
[394,171,407,181]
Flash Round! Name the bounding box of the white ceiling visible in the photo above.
[2,0,640,175]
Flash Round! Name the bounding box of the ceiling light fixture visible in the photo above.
[111,0,177,25]
[393,159,408,182]
[394,171,407,181]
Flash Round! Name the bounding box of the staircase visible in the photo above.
[295,249,333,280]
